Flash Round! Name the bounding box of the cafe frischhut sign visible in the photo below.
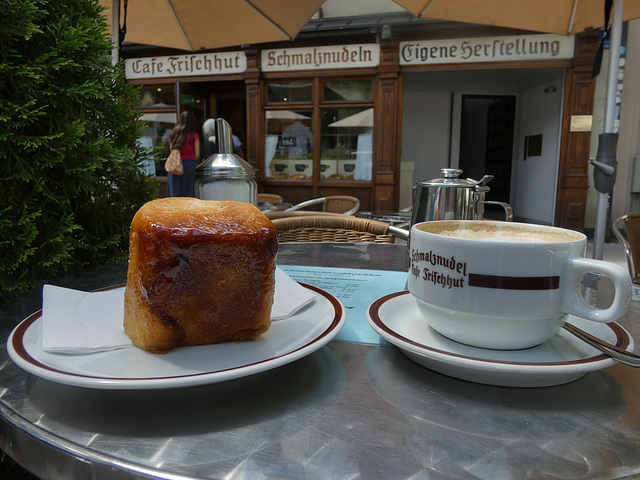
[400,34,574,65]
[125,51,246,79]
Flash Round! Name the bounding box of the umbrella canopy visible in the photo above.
[328,108,374,128]
[392,0,640,35]
[100,0,324,52]
[265,110,311,120]
[140,112,177,124]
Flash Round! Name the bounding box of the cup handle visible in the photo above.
[561,257,632,322]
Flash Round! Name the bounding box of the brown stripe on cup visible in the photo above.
[468,273,560,290]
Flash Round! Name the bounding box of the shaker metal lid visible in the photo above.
[195,152,255,179]
[195,118,255,179]
[418,168,492,189]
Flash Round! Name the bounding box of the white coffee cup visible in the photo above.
[407,220,632,350]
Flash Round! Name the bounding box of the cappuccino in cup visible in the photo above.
[407,221,631,350]
[427,222,576,242]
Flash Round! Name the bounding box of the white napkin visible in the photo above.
[272,267,315,320]
[41,284,132,354]
[41,267,315,354]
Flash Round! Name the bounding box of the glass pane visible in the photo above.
[138,86,176,107]
[266,82,312,103]
[139,112,177,176]
[323,80,372,101]
[320,108,373,181]
[264,110,313,180]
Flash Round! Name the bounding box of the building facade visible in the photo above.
[124,17,637,231]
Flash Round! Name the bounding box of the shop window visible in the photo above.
[264,109,313,180]
[139,112,177,176]
[137,86,176,108]
[323,80,372,102]
[135,84,177,176]
[266,82,313,103]
[264,78,373,183]
[321,108,373,181]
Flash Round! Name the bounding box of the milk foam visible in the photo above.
[493,236,547,243]
[417,221,581,242]
[435,230,554,242]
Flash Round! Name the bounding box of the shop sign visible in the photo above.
[261,44,379,72]
[400,34,574,66]
[570,115,593,132]
[125,51,246,79]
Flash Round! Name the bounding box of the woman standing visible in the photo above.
[166,111,200,197]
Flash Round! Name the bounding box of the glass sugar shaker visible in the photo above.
[195,118,257,204]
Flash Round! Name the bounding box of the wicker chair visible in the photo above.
[284,195,360,215]
[271,215,396,243]
[264,210,345,220]
[257,193,284,204]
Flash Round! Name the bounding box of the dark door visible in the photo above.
[188,81,247,144]
[459,95,516,203]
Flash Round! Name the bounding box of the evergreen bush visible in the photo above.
[0,0,158,307]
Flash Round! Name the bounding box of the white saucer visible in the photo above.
[367,291,634,387]
[8,284,345,390]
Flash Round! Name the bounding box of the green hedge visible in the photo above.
[0,0,158,307]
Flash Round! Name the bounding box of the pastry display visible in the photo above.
[123,198,278,353]
[290,173,307,180]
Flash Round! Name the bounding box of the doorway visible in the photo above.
[185,81,247,144]
[459,95,516,203]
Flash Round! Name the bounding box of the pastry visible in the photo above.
[123,198,278,353]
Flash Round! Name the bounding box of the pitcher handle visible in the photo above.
[480,201,513,222]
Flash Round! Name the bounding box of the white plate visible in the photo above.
[367,291,634,387]
[8,284,344,390]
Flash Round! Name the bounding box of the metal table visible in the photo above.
[1,243,640,480]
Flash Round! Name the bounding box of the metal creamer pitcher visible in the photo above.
[410,168,512,227]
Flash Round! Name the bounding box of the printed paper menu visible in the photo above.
[279,265,408,344]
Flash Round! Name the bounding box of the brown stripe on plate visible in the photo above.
[469,273,560,290]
